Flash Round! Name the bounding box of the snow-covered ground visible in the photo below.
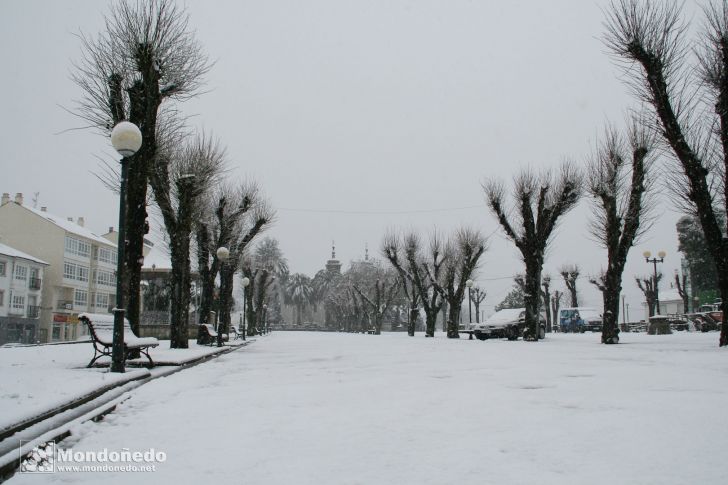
[8,331,728,484]
[0,340,240,432]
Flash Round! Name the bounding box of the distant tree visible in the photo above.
[431,229,487,338]
[485,164,582,340]
[560,265,580,308]
[676,216,720,307]
[285,274,314,325]
[586,121,655,344]
[471,286,486,323]
[495,283,525,312]
[353,277,400,335]
[636,273,662,318]
[674,271,690,314]
[551,290,563,329]
[604,0,728,346]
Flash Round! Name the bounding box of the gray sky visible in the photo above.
[1,0,695,318]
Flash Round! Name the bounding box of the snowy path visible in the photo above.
[10,332,727,485]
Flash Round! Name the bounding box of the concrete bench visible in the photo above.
[79,313,159,368]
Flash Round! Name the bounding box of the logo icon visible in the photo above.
[19,440,56,473]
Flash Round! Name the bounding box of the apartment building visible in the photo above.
[0,242,48,344]
[0,193,118,342]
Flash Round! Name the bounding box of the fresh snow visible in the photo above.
[7,331,727,484]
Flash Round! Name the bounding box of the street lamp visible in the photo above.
[644,250,666,315]
[241,276,250,341]
[466,279,473,324]
[262,303,268,334]
[216,247,230,347]
[110,121,142,373]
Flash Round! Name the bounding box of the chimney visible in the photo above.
[1,193,8,205]
[40,207,47,212]
[14,193,23,205]
[108,226,114,233]
[77,217,85,227]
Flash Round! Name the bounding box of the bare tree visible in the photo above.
[471,286,486,324]
[551,290,563,331]
[353,277,400,335]
[560,264,580,308]
[154,133,224,348]
[485,164,582,340]
[431,228,487,338]
[382,232,421,336]
[196,182,273,344]
[586,122,655,343]
[636,273,662,317]
[383,231,449,337]
[73,0,210,339]
[674,271,690,313]
[605,0,728,346]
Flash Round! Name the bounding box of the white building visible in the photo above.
[0,242,48,344]
[0,193,118,342]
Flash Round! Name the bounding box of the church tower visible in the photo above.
[326,240,342,275]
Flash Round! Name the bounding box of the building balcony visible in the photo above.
[27,305,41,318]
[29,277,42,290]
[56,300,73,311]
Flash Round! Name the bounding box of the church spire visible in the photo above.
[365,242,369,261]
[332,240,336,259]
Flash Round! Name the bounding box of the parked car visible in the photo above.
[471,308,546,341]
[557,307,603,333]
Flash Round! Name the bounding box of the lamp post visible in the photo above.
[241,276,250,341]
[466,279,473,324]
[216,247,230,347]
[109,122,142,373]
[262,303,268,334]
[643,250,666,316]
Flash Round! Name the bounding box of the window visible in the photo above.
[65,236,90,258]
[63,261,90,282]
[52,324,61,340]
[74,289,88,308]
[96,269,115,287]
[12,294,25,312]
[97,247,117,265]
[14,265,27,281]
[96,292,109,309]
[0,290,4,306]
[0,261,6,276]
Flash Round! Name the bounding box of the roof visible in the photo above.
[0,242,49,265]
[22,205,116,248]
[486,308,525,324]
[141,243,172,270]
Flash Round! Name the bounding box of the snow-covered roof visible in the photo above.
[141,243,172,270]
[0,242,49,265]
[657,288,683,303]
[23,206,116,248]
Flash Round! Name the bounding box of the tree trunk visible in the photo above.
[169,234,191,349]
[523,259,542,341]
[408,303,417,336]
[446,301,460,339]
[720,278,728,347]
[600,273,621,344]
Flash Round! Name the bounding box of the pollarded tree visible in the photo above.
[73,0,210,337]
[605,0,728,346]
[353,276,400,335]
[586,122,655,344]
[382,231,423,337]
[471,286,486,324]
[541,276,552,333]
[636,273,661,317]
[560,264,580,307]
[674,271,690,313]
[485,164,582,340]
[154,133,224,348]
[431,228,487,338]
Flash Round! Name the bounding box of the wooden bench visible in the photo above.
[229,326,244,340]
[197,323,228,345]
[79,313,159,368]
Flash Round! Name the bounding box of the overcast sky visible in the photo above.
[1,0,699,318]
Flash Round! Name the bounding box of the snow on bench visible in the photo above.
[197,323,228,346]
[79,313,159,368]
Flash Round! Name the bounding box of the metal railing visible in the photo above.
[26,305,41,318]
[28,277,42,290]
